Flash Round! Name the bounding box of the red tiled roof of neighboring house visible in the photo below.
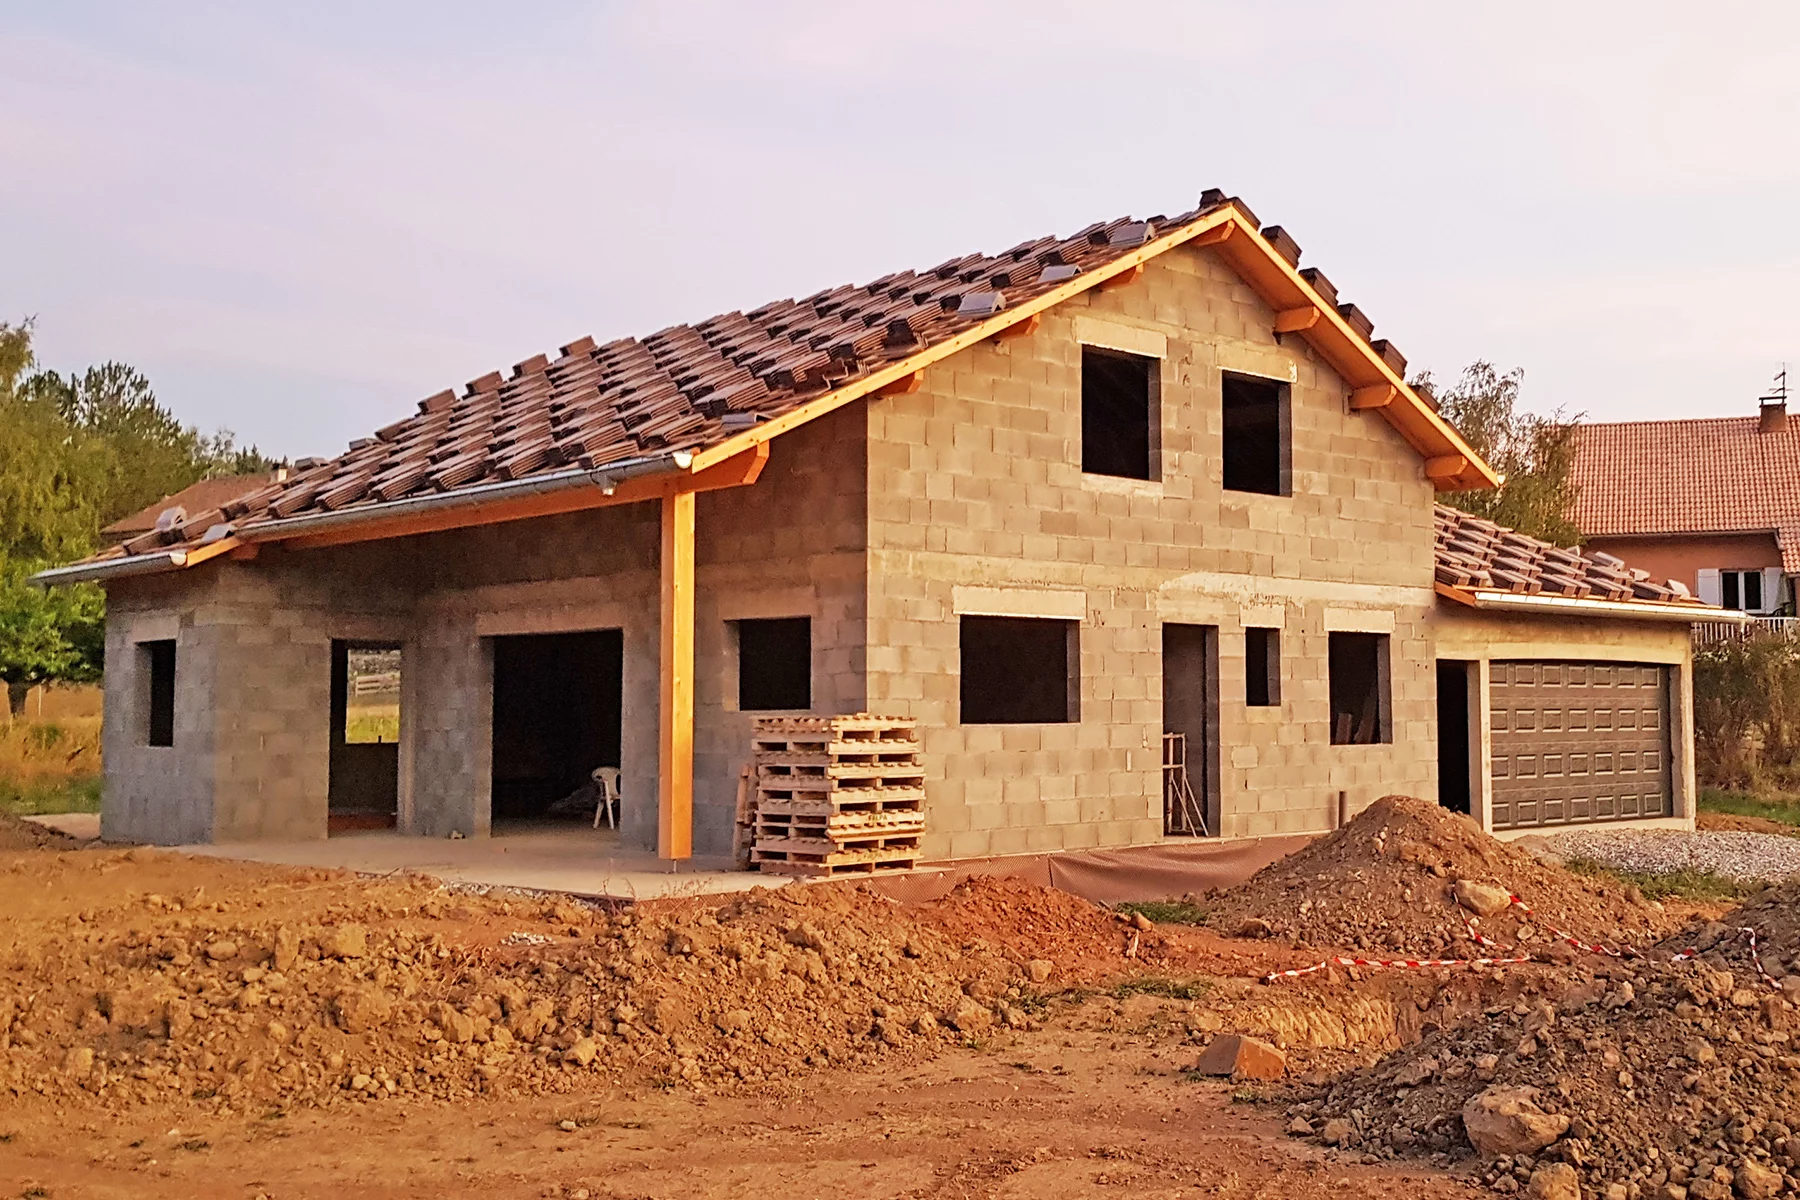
[1433,504,1706,607]
[1569,415,1800,571]
[75,191,1492,570]
[101,473,283,541]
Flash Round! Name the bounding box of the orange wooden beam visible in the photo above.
[1349,384,1398,411]
[1273,306,1320,334]
[994,313,1041,340]
[658,489,696,861]
[1096,263,1143,291]
[876,370,924,396]
[279,444,768,552]
[1424,454,1469,482]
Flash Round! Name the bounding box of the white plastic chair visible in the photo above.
[591,767,620,829]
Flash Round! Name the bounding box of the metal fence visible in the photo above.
[1693,617,1800,647]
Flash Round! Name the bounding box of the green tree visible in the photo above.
[1417,362,1583,547]
[0,564,104,715]
[0,317,281,701]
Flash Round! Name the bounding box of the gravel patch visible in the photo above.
[1545,827,1800,881]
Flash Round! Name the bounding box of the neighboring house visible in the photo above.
[1571,397,1799,616]
[101,472,288,547]
[40,191,1728,857]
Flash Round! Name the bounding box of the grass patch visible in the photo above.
[1114,899,1210,926]
[1699,787,1800,827]
[1564,857,1748,903]
[1109,976,1212,1001]
[0,715,103,817]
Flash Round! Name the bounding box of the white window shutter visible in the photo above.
[1764,568,1785,614]
[1697,569,1723,606]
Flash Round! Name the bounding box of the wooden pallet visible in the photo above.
[754,814,926,842]
[749,714,924,877]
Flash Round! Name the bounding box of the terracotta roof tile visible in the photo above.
[126,203,1248,554]
[101,473,283,541]
[1569,415,1800,571]
[1433,504,1704,607]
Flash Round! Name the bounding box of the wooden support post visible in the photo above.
[658,489,696,860]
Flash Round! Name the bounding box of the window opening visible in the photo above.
[141,640,176,747]
[960,616,1077,723]
[736,617,812,711]
[1245,627,1280,707]
[1221,372,1289,495]
[1081,346,1157,480]
[1329,632,1390,745]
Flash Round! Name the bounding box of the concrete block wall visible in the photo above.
[102,542,416,845]
[400,404,869,854]
[864,245,1441,858]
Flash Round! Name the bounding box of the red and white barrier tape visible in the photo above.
[1262,887,1768,986]
[1264,952,1532,982]
[1671,927,1781,990]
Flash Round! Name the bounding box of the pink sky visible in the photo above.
[5,2,1799,458]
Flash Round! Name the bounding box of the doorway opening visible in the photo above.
[329,642,401,833]
[1162,623,1219,836]
[1436,660,1472,815]
[490,630,624,831]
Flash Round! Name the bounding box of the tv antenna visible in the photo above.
[1761,364,1789,406]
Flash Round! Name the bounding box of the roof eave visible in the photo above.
[1437,582,1745,624]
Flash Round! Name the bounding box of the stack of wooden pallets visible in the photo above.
[749,714,924,876]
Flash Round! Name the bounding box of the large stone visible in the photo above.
[1527,1163,1581,1200]
[333,988,393,1035]
[946,998,995,1034]
[1461,1086,1570,1156]
[1733,1161,1782,1200]
[325,925,368,960]
[1192,1034,1286,1081]
[1452,880,1513,918]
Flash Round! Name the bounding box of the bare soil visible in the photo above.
[1206,796,1684,957]
[0,801,1759,1199]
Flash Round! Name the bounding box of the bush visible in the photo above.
[1693,635,1800,789]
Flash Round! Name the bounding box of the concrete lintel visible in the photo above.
[1323,607,1396,634]
[1072,316,1167,359]
[951,585,1087,621]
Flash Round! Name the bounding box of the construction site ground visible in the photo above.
[0,803,1756,1199]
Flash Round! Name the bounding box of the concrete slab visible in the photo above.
[172,823,782,902]
[22,813,100,840]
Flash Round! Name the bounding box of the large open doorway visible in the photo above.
[1436,660,1472,816]
[490,630,624,830]
[1162,623,1219,836]
[329,642,402,833]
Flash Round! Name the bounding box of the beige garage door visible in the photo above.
[1489,660,1672,830]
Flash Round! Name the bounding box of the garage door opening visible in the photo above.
[329,642,401,833]
[1436,661,1471,816]
[1489,660,1672,829]
[491,630,623,831]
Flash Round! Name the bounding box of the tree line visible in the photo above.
[0,319,278,713]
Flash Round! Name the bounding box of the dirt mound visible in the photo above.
[906,875,1132,982]
[0,848,1066,1118]
[1207,796,1677,956]
[1292,956,1800,1198]
[0,811,83,851]
[1672,878,1800,982]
